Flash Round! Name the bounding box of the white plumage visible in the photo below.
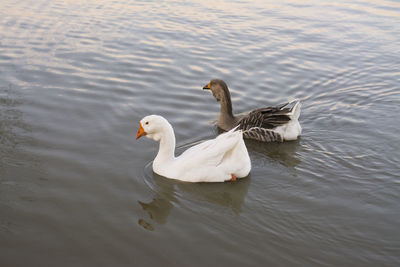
[136,115,251,182]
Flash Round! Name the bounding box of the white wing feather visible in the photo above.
[177,129,242,169]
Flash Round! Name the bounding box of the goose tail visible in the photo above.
[218,125,243,141]
[230,125,241,132]
[288,100,301,121]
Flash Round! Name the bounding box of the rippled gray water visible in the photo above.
[1,0,400,266]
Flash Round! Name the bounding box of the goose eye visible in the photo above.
[145,122,149,125]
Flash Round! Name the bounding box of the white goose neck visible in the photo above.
[154,123,176,164]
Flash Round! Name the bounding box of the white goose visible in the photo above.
[136,115,251,182]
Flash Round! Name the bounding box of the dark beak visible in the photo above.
[203,83,210,90]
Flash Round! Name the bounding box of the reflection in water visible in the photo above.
[139,174,176,226]
[245,138,302,168]
[138,172,250,231]
[218,126,302,168]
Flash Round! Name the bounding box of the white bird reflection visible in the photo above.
[138,172,251,231]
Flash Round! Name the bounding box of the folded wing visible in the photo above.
[178,129,243,169]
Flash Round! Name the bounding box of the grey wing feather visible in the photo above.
[236,101,301,142]
[243,127,283,142]
[236,101,298,131]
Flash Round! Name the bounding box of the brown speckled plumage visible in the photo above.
[203,79,301,142]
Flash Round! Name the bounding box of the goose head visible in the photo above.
[136,115,170,141]
[203,79,230,102]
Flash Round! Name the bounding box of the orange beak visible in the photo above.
[202,83,210,90]
[136,122,147,139]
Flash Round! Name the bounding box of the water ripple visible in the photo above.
[1,0,400,266]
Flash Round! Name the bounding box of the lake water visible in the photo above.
[1,0,399,266]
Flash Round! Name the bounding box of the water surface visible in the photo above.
[1,0,399,266]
